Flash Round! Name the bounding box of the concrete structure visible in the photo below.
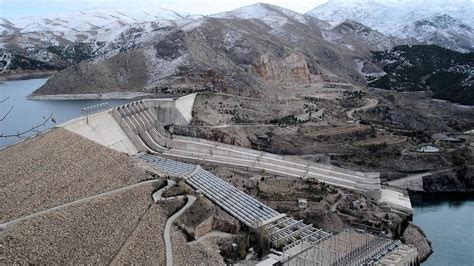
[102,98,382,198]
[378,189,413,214]
[143,94,196,125]
[60,111,138,154]
[256,257,279,266]
[48,96,419,264]
[62,97,411,206]
[386,172,432,193]
[377,244,418,266]
[415,145,440,153]
[140,153,279,228]
[139,155,416,266]
[298,199,308,210]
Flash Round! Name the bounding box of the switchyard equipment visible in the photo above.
[139,153,333,250]
[139,154,414,266]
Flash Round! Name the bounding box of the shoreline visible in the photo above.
[0,70,59,81]
[27,92,156,101]
[410,191,474,204]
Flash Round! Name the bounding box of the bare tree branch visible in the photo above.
[0,105,14,121]
[1,113,54,138]
[0,97,10,104]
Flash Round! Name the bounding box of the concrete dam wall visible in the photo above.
[61,95,382,198]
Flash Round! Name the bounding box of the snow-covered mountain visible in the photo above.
[23,3,384,97]
[0,8,201,73]
[211,3,330,40]
[0,2,414,74]
[322,19,418,52]
[211,3,412,51]
[212,3,327,28]
[1,8,198,48]
[307,0,474,52]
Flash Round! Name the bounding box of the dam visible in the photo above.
[62,95,412,216]
[60,94,390,197]
[60,94,411,214]
[6,93,417,265]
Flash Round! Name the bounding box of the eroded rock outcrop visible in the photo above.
[252,52,311,84]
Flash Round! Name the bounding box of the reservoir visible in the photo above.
[0,78,131,148]
[412,194,474,265]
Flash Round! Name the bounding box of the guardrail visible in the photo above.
[80,103,109,124]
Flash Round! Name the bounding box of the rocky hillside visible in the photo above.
[3,3,465,99]
[322,19,417,52]
[0,42,105,75]
[29,4,391,97]
[367,45,474,105]
[0,8,197,75]
[3,3,417,92]
[307,0,474,52]
[1,8,197,47]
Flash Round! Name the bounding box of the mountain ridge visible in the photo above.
[307,0,474,52]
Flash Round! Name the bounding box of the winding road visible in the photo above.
[153,180,196,266]
[347,98,379,121]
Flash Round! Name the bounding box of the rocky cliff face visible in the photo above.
[252,52,310,84]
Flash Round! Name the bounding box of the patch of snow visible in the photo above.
[143,48,186,84]
[354,59,386,78]
[344,44,355,50]
[212,3,307,30]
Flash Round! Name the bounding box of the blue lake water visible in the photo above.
[0,78,131,147]
[412,194,474,265]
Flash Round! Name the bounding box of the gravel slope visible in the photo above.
[111,200,185,265]
[0,128,151,223]
[172,229,227,265]
[0,183,155,264]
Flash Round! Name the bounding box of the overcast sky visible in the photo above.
[0,0,329,18]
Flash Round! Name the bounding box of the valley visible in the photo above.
[1,1,473,265]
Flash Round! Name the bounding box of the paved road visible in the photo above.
[163,195,195,266]
[153,179,196,266]
[152,180,177,202]
[0,179,159,230]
